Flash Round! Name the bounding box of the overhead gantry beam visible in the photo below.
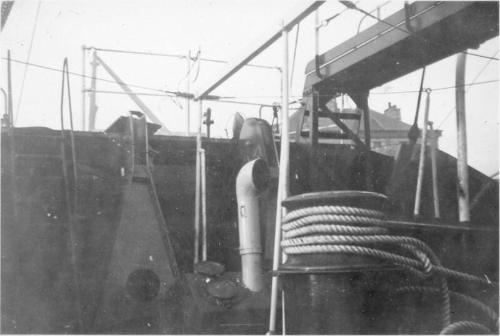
[194,1,324,100]
[303,1,499,96]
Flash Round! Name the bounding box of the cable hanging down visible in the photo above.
[15,0,42,124]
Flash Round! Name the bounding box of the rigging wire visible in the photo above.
[4,57,177,94]
[3,57,498,101]
[58,57,83,331]
[338,1,499,62]
[411,67,426,125]
[14,0,42,124]
[406,66,426,145]
[357,0,391,33]
[372,79,499,94]
[289,23,300,91]
[177,48,201,91]
[322,0,361,27]
[89,46,280,71]
[186,79,499,98]
[437,49,499,128]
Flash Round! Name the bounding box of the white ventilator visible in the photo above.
[236,158,269,292]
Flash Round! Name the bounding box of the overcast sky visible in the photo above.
[1,0,498,175]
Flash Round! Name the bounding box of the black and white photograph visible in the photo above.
[1,1,498,334]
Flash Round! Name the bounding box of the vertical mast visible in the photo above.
[455,52,470,223]
[268,21,290,334]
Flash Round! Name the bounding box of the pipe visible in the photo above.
[7,50,13,125]
[258,105,264,119]
[81,45,86,131]
[0,88,8,121]
[428,121,441,219]
[236,158,270,292]
[201,148,207,261]
[6,50,18,222]
[186,51,191,135]
[268,21,290,334]
[282,290,286,335]
[404,2,416,33]
[414,89,431,217]
[194,100,203,265]
[314,9,324,79]
[88,49,98,131]
[455,52,470,223]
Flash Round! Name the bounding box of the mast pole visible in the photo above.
[428,121,440,218]
[194,99,203,265]
[88,49,98,131]
[81,45,86,130]
[414,89,431,217]
[268,20,289,335]
[186,51,191,134]
[7,50,14,125]
[455,52,470,223]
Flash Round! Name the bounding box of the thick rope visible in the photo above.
[283,244,423,269]
[280,205,496,330]
[283,224,387,239]
[393,286,498,330]
[281,207,497,287]
[284,205,384,222]
[282,214,387,231]
[439,321,491,334]
[433,266,497,287]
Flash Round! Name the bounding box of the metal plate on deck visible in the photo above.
[194,261,226,277]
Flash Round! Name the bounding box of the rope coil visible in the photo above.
[394,286,499,331]
[440,321,492,334]
[283,224,386,239]
[280,204,497,332]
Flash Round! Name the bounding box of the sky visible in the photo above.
[1,0,498,175]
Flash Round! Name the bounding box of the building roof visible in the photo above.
[288,108,442,137]
[289,108,409,131]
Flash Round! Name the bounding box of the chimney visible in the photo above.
[384,102,401,121]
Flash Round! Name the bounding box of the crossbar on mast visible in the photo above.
[86,46,281,71]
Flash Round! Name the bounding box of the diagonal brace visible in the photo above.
[321,104,369,153]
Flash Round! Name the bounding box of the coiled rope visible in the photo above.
[439,321,492,334]
[393,286,498,331]
[281,204,498,332]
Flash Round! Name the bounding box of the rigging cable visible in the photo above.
[177,48,201,91]
[407,67,426,144]
[440,321,492,334]
[5,57,178,95]
[321,1,361,27]
[14,0,42,124]
[437,49,499,128]
[289,23,300,91]
[281,204,498,333]
[177,79,499,99]
[357,0,391,33]
[88,46,280,70]
[3,58,497,100]
[392,286,498,330]
[59,57,83,332]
